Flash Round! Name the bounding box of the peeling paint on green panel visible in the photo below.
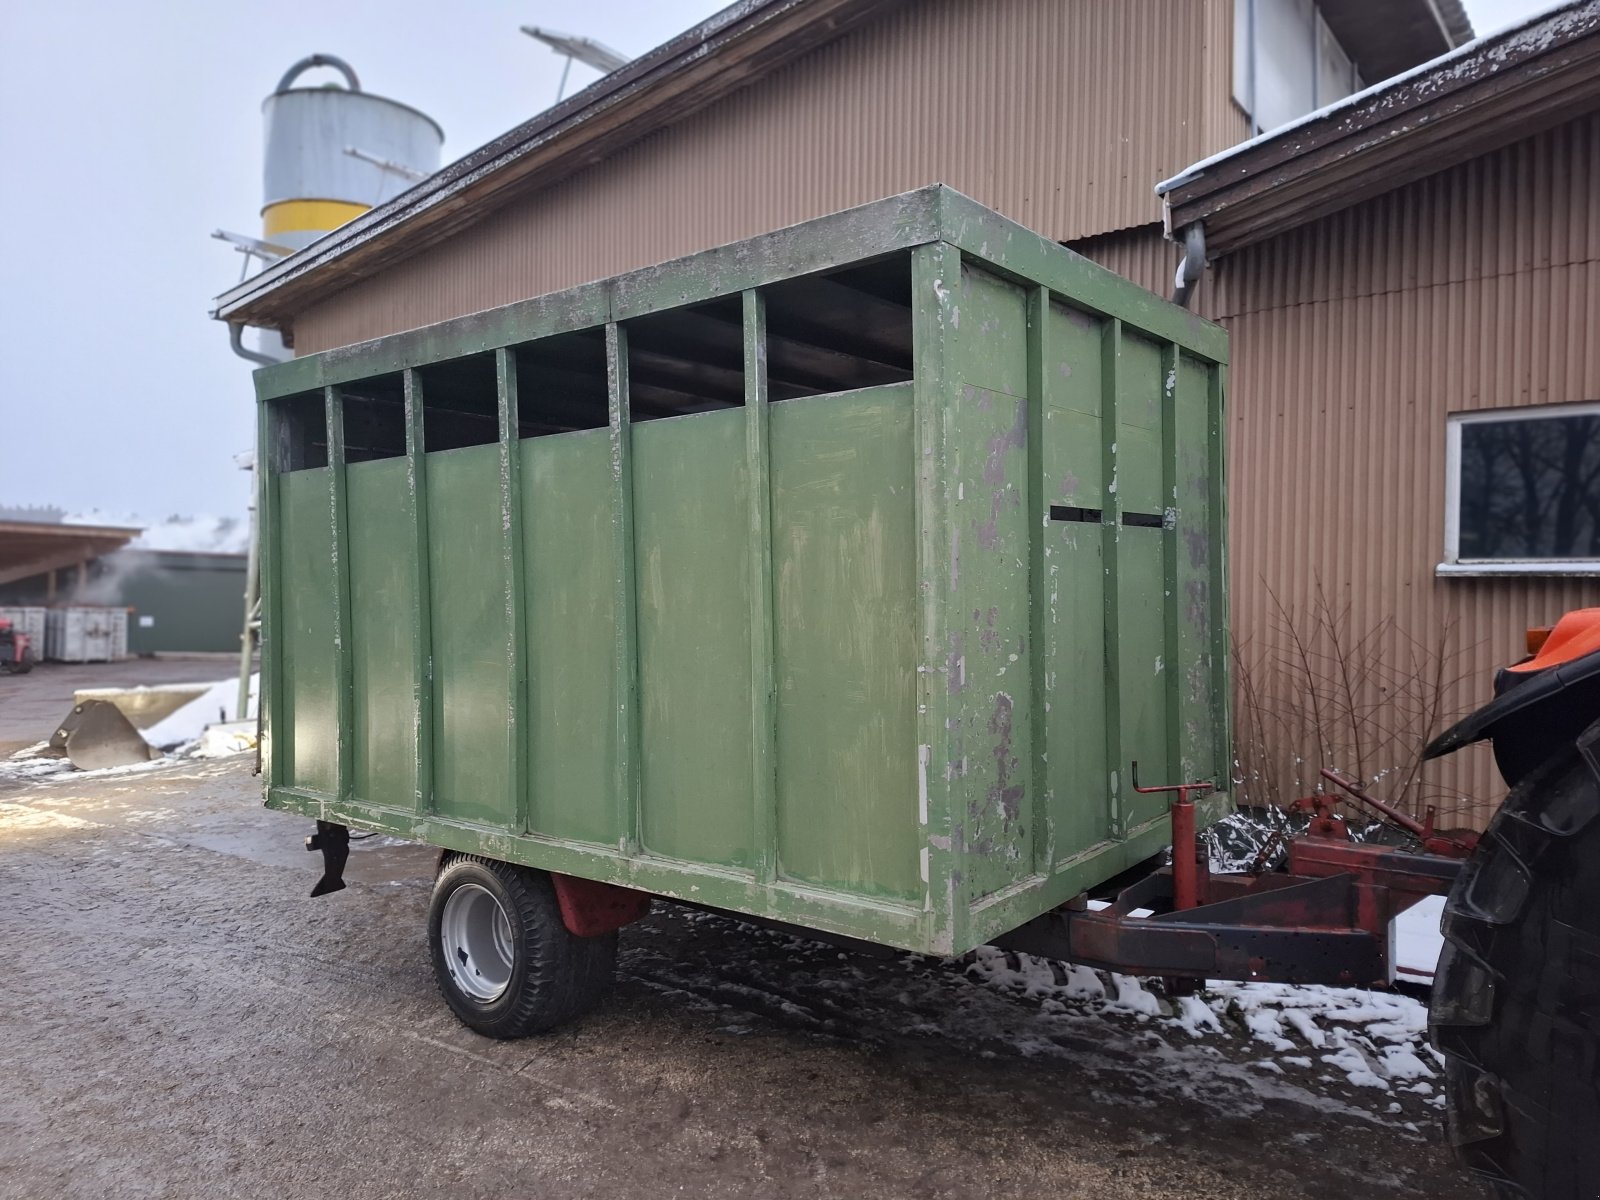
[253,189,1232,959]
[1046,520,1112,858]
[945,262,1033,906]
[633,408,754,868]
[521,430,618,846]
[771,384,920,901]
[403,370,435,814]
[426,444,514,827]
[278,468,337,795]
[1175,352,1218,784]
[1114,334,1165,516]
[346,457,420,808]
[1100,320,1125,838]
[912,241,960,953]
[744,289,780,886]
[1043,301,1105,507]
[496,348,530,835]
[606,323,643,855]
[1118,527,1171,831]
[1025,287,1050,876]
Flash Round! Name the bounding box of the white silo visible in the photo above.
[223,55,443,363]
[261,55,443,254]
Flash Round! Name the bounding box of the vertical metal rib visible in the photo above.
[324,385,353,806]
[1025,285,1052,873]
[607,323,642,854]
[743,289,779,884]
[1160,342,1184,780]
[496,348,530,835]
[1100,319,1125,839]
[403,369,435,815]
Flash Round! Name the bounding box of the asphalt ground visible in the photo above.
[0,756,1478,1199]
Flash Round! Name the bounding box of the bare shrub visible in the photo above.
[1231,580,1472,823]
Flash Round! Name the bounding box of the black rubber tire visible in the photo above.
[1430,718,1600,1199]
[428,854,616,1039]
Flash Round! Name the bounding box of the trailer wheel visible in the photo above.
[428,854,616,1039]
[1430,725,1600,1198]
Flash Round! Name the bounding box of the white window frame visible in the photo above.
[1439,401,1600,577]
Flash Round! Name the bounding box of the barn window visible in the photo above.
[1441,403,1600,575]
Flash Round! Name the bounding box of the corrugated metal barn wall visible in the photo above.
[1205,113,1600,828]
[294,0,1246,353]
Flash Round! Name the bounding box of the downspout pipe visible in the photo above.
[229,323,281,368]
[1171,222,1207,309]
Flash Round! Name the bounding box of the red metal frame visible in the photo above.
[997,765,1475,986]
[550,873,652,938]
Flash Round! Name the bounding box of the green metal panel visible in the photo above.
[277,468,337,795]
[1117,527,1171,832]
[1044,519,1112,858]
[606,324,643,856]
[1042,302,1105,508]
[770,384,920,900]
[520,430,619,846]
[403,370,435,814]
[1115,333,1166,518]
[254,187,1232,957]
[426,444,514,826]
[1176,352,1221,783]
[632,408,754,866]
[346,457,420,809]
[743,289,780,884]
[944,263,1033,906]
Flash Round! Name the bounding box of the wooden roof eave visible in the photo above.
[212,0,904,334]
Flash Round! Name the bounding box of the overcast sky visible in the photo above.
[0,0,1557,522]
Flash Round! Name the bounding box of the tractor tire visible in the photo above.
[1430,719,1600,1198]
[428,854,616,1039]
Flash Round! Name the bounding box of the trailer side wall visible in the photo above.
[257,188,1229,956]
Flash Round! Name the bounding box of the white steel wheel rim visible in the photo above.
[441,883,515,1003]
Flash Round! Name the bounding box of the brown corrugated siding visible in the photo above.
[1066,223,1237,320]
[1214,112,1600,828]
[294,0,1241,353]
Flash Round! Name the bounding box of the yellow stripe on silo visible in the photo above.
[262,199,370,237]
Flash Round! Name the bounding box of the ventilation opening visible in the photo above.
[762,252,913,400]
[625,295,745,422]
[340,374,406,462]
[514,328,609,437]
[419,353,499,451]
[272,391,328,472]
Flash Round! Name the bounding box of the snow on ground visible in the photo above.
[634,906,1447,1135]
[964,947,1444,1111]
[142,674,257,749]
[0,674,259,784]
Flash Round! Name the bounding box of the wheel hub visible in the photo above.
[440,882,515,1003]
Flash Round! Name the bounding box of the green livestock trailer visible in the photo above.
[254,185,1232,1036]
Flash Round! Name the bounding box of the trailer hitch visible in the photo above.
[1131,762,1214,910]
[996,765,1470,986]
[306,820,350,897]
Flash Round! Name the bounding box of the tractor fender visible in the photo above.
[1425,608,1600,787]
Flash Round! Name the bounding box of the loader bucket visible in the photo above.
[49,700,157,771]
